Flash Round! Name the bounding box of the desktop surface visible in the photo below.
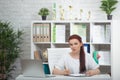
[16,74,111,80]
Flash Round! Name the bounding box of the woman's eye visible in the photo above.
[69,44,72,46]
[74,43,78,45]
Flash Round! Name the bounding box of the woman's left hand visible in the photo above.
[85,70,95,76]
[85,68,100,76]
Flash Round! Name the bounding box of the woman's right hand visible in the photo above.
[63,69,70,75]
[52,67,70,75]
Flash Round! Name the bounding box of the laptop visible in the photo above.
[21,59,55,78]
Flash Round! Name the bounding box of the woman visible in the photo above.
[52,34,100,76]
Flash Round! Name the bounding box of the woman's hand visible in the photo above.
[52,68,70,75]
[63,69,70,75]
[85,68,100,76]
[86,70,95,76]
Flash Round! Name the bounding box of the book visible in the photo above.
[52,24,56,42]
[72,24,87,42]
[52,24,66,43]
[92,25,105,43]
[105,24,111,43]
[55,24,65,42]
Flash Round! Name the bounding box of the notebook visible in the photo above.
[21,59,55,78]
[69,73,86,77]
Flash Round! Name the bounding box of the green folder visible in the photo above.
[93,51,99,64]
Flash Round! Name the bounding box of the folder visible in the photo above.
[46,24,50,42]
[36,24,40,42]
[33,24,37,42]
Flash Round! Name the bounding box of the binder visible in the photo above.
[33,24,37,42]
[39,24,42,42]
[46,24,50,42]
[40,24,44,42]
[36,24,40,42]
[43,24,47,42]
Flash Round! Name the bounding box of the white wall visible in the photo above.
[112,20,120,80]
[0,0,120,79]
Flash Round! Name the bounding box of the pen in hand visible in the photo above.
[64,65,70,75]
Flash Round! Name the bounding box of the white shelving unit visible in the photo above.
[31,20,111,67]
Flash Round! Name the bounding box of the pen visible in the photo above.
[64,64,70,75]
[64,64,68,70]
[54,65,55,68]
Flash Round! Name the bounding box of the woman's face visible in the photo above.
[69,39,82,54]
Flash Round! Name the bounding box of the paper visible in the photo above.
[69,74,86,77]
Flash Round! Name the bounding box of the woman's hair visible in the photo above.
[68,34,86,73]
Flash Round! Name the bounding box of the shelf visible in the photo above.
[91,43,111,45]
[34,42,51,44]
[32,20,112,23]
[31,20,112,67]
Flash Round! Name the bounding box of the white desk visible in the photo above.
[16,74,111,80]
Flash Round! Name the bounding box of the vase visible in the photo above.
[107,15,112,20]
[42,16,47,20]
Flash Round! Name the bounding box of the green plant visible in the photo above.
[100,0,118,15]
[38,8,49,16]
[0,21,23,80]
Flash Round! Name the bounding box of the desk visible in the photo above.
[16,74,111,80]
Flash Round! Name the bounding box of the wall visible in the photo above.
[0,0,120,79]
[112,20,120,80]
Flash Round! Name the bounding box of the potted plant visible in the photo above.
[0,21,23,80]
[100,0,118,20]
[38,8,50,20]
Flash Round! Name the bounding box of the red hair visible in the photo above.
[68,34,86,73]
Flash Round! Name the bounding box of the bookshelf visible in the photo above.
[31,20,111,73]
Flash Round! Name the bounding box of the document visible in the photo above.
[69,73,86,77]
